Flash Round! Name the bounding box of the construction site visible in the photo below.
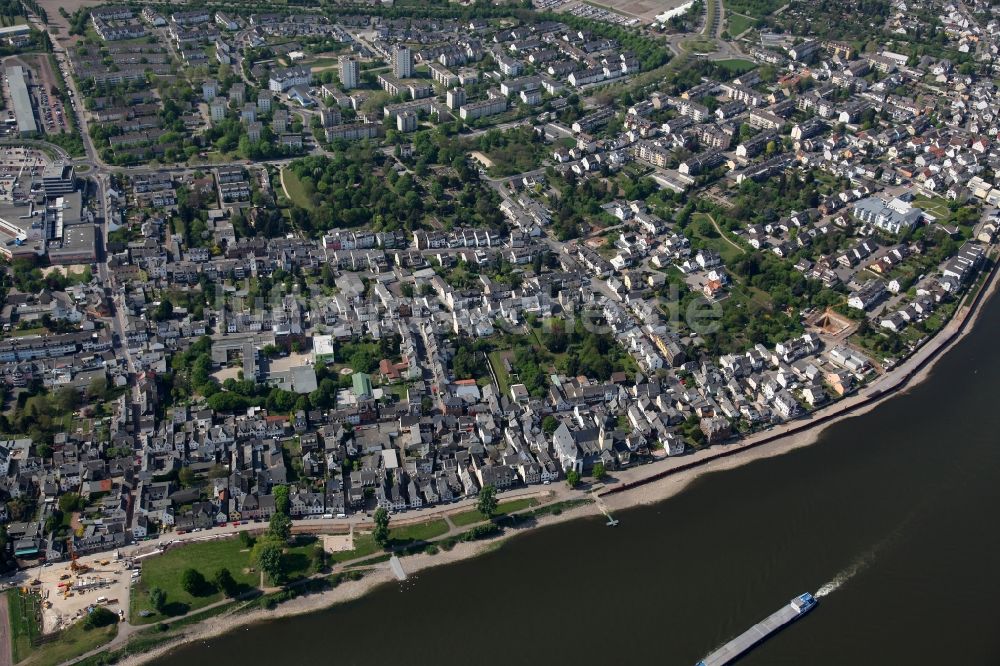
[806,308,857,341]
[20,544,135,633]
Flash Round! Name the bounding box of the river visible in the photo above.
[156,290,1000,666]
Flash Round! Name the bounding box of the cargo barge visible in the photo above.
[695,593,817,666]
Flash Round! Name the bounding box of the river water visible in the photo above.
[156,290,1000,666]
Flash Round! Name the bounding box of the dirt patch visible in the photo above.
[35,0,100,41]
[21,551,132,634]
[41,264,88,278]
[211,366,241,383]
[267,351,314,373]
[807,308,856,337]
[0,592,12,666]
[469,151,494,169]
[322,534,353,553]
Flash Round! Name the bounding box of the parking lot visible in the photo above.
[0,66,20,139]
[35,84,68,135]
[0,56,70,138]
[0,147,47,202]
[31,54,69,135]
[533,0,573,10]
[562,1,643,25]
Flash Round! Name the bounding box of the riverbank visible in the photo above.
[601,253,1000,510]
[109,256,1000,666]
[115,500,600,666]
[146,247,1000,666]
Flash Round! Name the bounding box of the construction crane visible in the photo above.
[68,538,89,574]
[69,538,78,572]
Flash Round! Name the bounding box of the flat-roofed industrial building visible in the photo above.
[0,25,30,38]
[5,65,37,137]
[47,223,95,264]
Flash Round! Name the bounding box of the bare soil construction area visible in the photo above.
[35,0,101,42]
[807,308,856,339]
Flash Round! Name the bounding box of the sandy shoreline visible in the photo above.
[605,253,1000,510]
[112,257,1000,666]
[117,501,601,666]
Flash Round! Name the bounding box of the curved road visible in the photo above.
[0,137,71,161]
[664,0,746,62]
